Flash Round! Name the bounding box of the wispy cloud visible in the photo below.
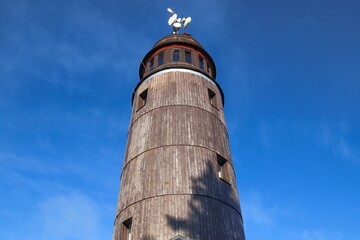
[38,192,103,240]
[1,191,111,240]
[241,190,357,240]
[242,191,290,227]
[0,0,152,97]
[301,229,343,240]
[258,122,273,150]
[319,121,359,163]
[250,119,359,163]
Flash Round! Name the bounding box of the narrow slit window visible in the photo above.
[217,154,231,184]
[199,56,204,70]
[208,88,219,110]
[137,89,148,111]
[158,51,164,66]
[122,218,132,240]
[185,50,192,64]
[172,49,180,62]
[149,58,154,71]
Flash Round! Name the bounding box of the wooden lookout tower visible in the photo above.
[113,32,246,239]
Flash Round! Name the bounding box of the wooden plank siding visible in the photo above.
[113,70,245,240]
[133,72,225,124]
[114,195,244,240]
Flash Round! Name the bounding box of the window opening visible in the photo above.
[158,51,164,66]
[217,154,231,184]
[185,50,192,64]
[172,49,180,62]
[149,58,154,71]
[122,218,132,240]
[208,88,219,110]
[199,56,204,70]
[137,89,148,111]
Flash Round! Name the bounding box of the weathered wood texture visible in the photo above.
[114,195,244,240]
[113,69,245,239]
[133,71,225,123]
[119,146,240,213]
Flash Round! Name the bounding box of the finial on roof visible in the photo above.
[167,8,192,34]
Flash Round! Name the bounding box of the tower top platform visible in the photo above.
[139,33,217,81]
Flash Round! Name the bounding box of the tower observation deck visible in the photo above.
[113,33,246,240]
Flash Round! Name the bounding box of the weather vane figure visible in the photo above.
[167,8,191,34]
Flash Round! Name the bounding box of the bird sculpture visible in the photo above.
[167,8,192,34]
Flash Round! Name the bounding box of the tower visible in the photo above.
[113,19,245,240]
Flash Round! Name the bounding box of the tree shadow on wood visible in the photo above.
[166,159,245,240]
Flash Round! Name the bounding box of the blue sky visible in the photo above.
[1,0,360,239]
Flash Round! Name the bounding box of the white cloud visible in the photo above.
[0,0,151,97]
[242,192,277,227]
[301,229,343,240]
[320,122,359,163]
[38,192,103,240]
[258,123,273,150]
[241,191,353,240]
[0,189,112,240]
